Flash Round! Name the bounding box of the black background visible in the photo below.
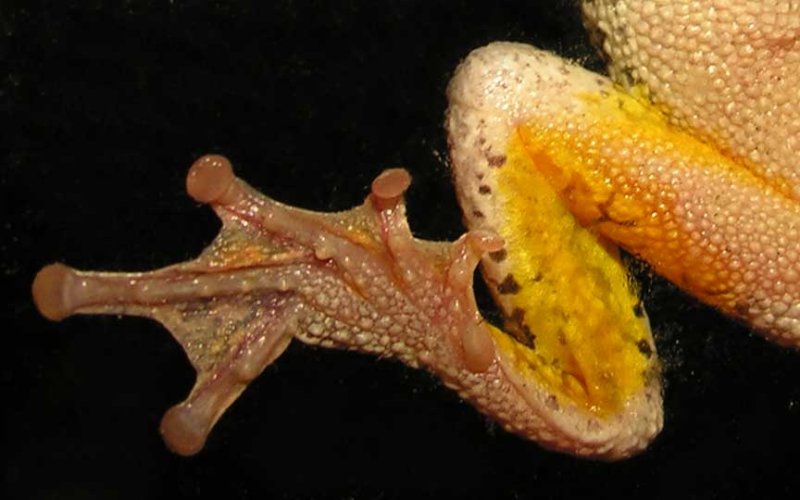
[4,1,800,498]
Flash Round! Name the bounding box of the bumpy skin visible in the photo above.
[32,156,661,459]
[447,39,800,348]
[583,0,800,199]
[447,43,663,454]
[575,0,800,346]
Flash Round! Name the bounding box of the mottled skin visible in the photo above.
[448,38,800,348]
[31,1,798,459]
[576,0,800,346]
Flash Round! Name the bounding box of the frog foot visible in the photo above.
[33,155,662,459]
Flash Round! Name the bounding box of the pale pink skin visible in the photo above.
[32,155,661,459]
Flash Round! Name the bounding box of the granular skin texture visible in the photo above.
[583,0,800,199]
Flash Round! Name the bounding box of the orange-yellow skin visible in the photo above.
[488,134,653,416]
[446,41,663,447]
[519,87,800,347]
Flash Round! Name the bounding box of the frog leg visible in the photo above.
[450,42,800,348]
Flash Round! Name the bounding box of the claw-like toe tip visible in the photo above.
[32,263,75,321]
[160,404,209,457]
[186,154,235,204]
[371,168,411,200]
